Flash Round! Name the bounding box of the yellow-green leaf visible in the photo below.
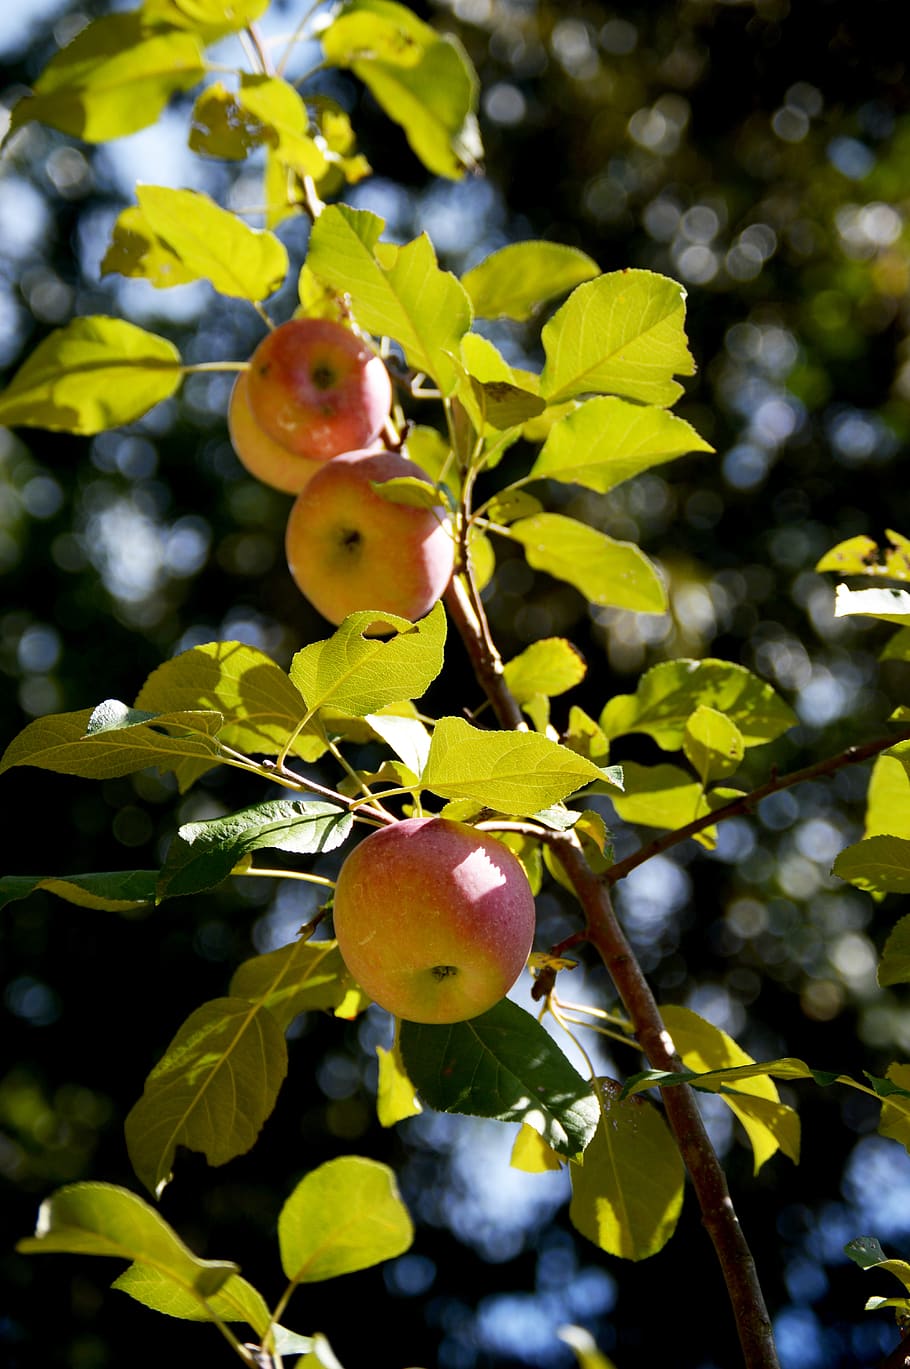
[834,583,910,625]
[423,715,618,816]
[504,639,587,704]
[661,1005,800,1172]
[230,940,362,1032]
[540,270,694,407]
[289,603,446,718]
[879,916,910,988]
[529,395,712,493]
[0,870,156,913]
[113,1265,272,1332]
[306,205,472,394]
[834,835,910,896]
[817,529,910,580]
[864,744,910,839]
[510,513,667,614]
[17,1182,236,1296]
[9,14,205,143]
[683,705,745,784]
[125,997,288,1196]
[278,1156,413,1283]
[0,317,181,434]
[510,1122,564,1173]
[463,241,600,322]
[569,1079,684,1261]
[376,1043,422,1126]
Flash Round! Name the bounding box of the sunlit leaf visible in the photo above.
[607,762,712,834]
[510,514,667,614]
[529,396,712,493]
[834,835,910,895]
[237,75,329,179]
[278,1156,413,1282]
[661,1005,800,1172]
[307,205,472,393]
[376,1042,422,1126]
[510,1122,564,1173]
[8,14,205,143]
[0,317,181,434]
[400,997,600,1157]
[230,939,365,1031]
[322,0,480,179]
[463,241,599,321]
[864,745,910,839]
[125,997,288,1196]
[0,870,157,912]
[600,657,797,749]
[142,0,269,40]
[423,715,619,816]
[101,205,196,288]
[289,603,446,717]
[817,529,910,580]
[540,270,694,407]
[504,639,587,704]
[683,705,745,784]
[17,1182,236,1296]
[158,800,353,899]
[569,1079,684,1261]
[834,583,910,624]
[113,1264,273,1332]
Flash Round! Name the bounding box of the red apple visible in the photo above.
[228,372,324,493]
[284,449,454,630]
[332,817,537,1024]
[246,318,392,460]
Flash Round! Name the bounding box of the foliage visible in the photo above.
[3,3,910,1368]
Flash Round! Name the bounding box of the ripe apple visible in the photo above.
[332,817,536,1024]
[228,372,325,493]
[284,449,454,630]
[246,317,392,460]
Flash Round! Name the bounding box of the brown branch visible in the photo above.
[606,726,910,886]
[447,591,781,1368]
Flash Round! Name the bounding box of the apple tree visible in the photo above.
[3,3,910,1368]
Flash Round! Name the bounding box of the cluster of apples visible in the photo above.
[228,319,535,1025]
[228,317,455,630]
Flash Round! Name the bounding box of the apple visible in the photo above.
[227,372,325,493]
[332,817,536,1024]
[284,448,455,630]
[246,318,392,460]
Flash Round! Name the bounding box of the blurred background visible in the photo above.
[3,1,910,1366]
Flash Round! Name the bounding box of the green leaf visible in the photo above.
[289,603,446,718]
[817,529,910,580]
[0,870,157,912]
[879,915,910,987]
[510,513,667,614]
[462,241,600,322]
[158,800,353,900]
[845,1236,910,1296]
[278,1156,413,1283]
[879,1063,910,1151]
[0,317,182,434]
[134,639,324,786]
[568,1079,684,1261]
[125,997,288,1196]
[307,205,472,394]
[8,13,205,143]
[528,396,712,493]
[113,1265,275,1333]
[399,997,600,1158]
[865,745,910,838]
[608,762,715,834]
[142,0,270,41]
[0,705,222,786]
[683,706,745,784]
[510,1123,564,1173]
[539,270,694,407]
[230,940,365,1031]
[661,1006,800,1172]
[376,1042,422,1126]
[834,584,910,625]
[17,1182,236,1297]
[103,185,288,302]
[322,0,480,179]
[833,835,910,896]
[236,74,330,178]
[622,1056,853,1099]
[600,658,797,749]
[423,715,618,816]
[503,639,587,705]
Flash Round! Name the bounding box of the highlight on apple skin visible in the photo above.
[332,816,537,1025]
[284,448,455,630]
[227,371,325,494]
[246,317,393,460]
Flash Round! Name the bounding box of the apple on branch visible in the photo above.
[246,317,392,461]
[228,371,327,493]
[284,448,455,630]
[332,817,537,1024]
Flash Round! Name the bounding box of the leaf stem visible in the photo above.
[237,868,336,888]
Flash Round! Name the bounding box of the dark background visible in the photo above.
[3,1,910,1366]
